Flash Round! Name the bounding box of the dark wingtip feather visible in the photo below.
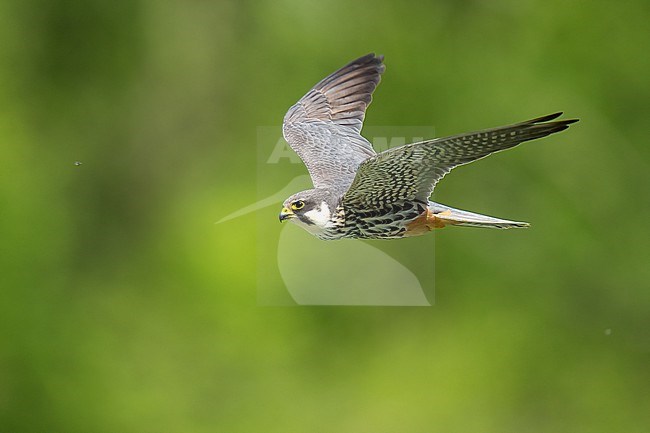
[359,53,385,73]
[548,117,579,132]
[537,112,563,122]
[519,113,579,138]
[521,113,579,143]
[356,53,376,63]
[519,112,562,125]
[350,53,384,66]
[529,112,579,126]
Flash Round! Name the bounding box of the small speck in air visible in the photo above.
[74,161,83,166]
[604,328,612,336]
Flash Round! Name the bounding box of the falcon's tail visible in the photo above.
[430,202,530,229]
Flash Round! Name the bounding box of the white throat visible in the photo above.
[293,201,334,234]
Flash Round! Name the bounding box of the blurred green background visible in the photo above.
[1,0,649,431]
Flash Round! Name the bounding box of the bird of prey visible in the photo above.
[279,53,578,240]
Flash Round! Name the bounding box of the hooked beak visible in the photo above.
[279,207,294,222]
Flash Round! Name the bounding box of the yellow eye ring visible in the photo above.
[291,200,305,211]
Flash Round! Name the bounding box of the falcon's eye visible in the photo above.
[291,200,305,211]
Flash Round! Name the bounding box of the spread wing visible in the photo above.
[282,53,385,191]
[342,113,579,209]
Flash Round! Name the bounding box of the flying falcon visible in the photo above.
[279,54,578,240]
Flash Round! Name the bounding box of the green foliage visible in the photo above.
[0,1,648,431]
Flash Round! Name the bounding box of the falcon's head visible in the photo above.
[279,189,337,232]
